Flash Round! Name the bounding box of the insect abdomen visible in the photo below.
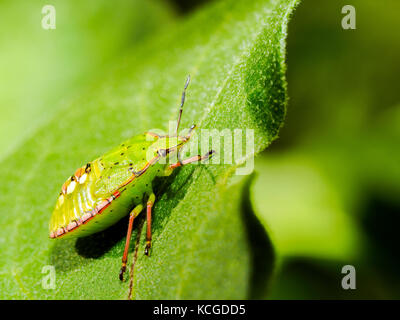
[49,134,162,239]
[49,160,103,238]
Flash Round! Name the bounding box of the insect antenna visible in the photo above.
[175,75,191,136]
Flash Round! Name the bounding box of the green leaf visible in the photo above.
[0,0,174,160]
[0,0,298,299]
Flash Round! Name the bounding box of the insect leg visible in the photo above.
[145,193,156,256]
[119,203,143,281]
[169,150,215,169]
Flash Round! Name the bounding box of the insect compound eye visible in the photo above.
[157,149,168,157]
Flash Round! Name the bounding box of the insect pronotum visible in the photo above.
[49,76,214,280]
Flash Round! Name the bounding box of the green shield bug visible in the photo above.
[49,76,214,280]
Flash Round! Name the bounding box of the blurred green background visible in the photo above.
[0,0,399,299]
[0,0,174,161]
[255,0,400,299]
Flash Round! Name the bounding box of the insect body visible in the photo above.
[49,76,214,280]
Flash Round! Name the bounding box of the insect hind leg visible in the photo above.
[145,193,156,256]
[119,203,143,281]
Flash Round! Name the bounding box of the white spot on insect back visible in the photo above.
[79,173,87,184]
[58,194,64,205]
[67,181,76,194]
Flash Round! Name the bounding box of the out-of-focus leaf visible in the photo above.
[252,154,361,261]
[0,0,174,160]
[268,257,386,299]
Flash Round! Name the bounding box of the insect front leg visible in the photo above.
[145,193,156,256]
[168,150,215,170]
[119,203,143,281]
